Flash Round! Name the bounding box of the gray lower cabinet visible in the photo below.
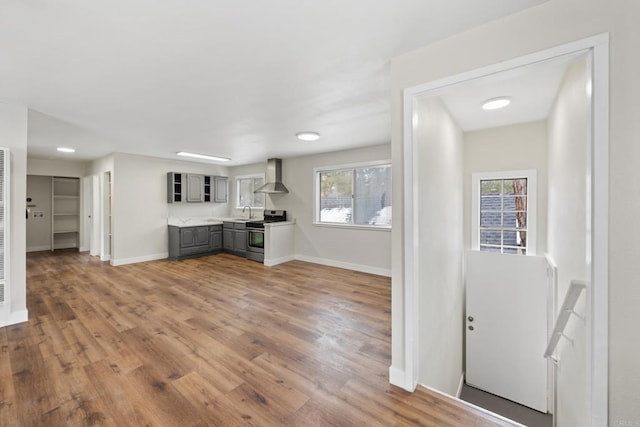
[223,222,246,256]
[209,229,222,251]
[222,228,233,251]
[169,224,223,260]
[233,229,246,255]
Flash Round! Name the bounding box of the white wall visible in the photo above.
[390,0,640,425]
[26,175,52,251]
[0,103,28,327]
[547,58,589,427]
[415,96,464,394]
[87,154,114,177]
[27,157,87,178]
[463,120,548,253]
[230,145,392,276]
[109,153,229,265]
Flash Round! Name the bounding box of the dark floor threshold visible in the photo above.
[459,384,552,427]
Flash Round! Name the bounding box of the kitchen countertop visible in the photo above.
[167,217,253,227]
[168,217,295,228]
[264,221,296,227]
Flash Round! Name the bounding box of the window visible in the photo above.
[314,161,392,228]
[236,174,265,209]
[472,170,536,255]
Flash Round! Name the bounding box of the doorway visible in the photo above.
[398,34,608,426]
[82,172,111,261]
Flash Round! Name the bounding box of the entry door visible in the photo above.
[466,250,548,412]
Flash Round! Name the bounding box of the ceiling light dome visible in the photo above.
[296,131,320,141]
[482,97,511,110]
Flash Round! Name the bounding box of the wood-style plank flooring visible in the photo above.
[0,250,516,426]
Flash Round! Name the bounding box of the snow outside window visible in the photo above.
[314,161,392,228]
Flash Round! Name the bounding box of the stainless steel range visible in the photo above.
[245,210,287,262]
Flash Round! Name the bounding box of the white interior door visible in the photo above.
[466,250,548,412]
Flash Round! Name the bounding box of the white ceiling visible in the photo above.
[0,0,548,165]
[437,53,584,131]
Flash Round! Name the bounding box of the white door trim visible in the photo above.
[90,175,100,257]
[100,171,111,262]
[398,33,609,426]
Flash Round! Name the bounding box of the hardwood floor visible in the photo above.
[0,250,516,426]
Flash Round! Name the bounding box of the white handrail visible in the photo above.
[544,280,586,359]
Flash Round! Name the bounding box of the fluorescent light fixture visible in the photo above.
[482,97,511,110]
[296,131,320,141]
[176,152,231,162]
[57,147,76,153]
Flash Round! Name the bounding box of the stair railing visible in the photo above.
[544,280,586,362]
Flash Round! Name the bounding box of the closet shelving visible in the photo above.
[51,177,80,250]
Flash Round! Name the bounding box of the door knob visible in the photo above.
[467,316,474,322]
[468,325,474,331]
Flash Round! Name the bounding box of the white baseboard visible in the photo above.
[26,245,50,253]
[106,251,389,277]
[110,252,167,266]
[0,308,29,328]
[389,365,414,391]
[294,254,391,277]
[264,255,295,267]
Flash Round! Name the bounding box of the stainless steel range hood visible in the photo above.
[253,158,289,194]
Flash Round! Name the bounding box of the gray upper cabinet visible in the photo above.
[214,176,228,203]
[186,174,204,202]
[167,172,183,203]
[167,172,228,204]
[203,176,212,202]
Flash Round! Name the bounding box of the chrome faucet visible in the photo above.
[242,206,252,219]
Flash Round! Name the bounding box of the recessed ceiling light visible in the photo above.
[57,147,76,153]
[482,97,511,110]
[176,152,231,162]
[296,131,320,141]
